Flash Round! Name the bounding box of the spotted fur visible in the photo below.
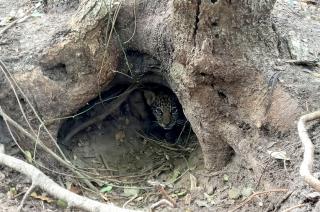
[144,91,180,130]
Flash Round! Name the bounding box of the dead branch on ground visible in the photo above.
[281,203,306,212]
[150,199,174,211]
[0,144,137,212]
[0,107,96,191]
[298,110,320,191]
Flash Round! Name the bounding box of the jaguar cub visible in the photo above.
[144,90,183,130]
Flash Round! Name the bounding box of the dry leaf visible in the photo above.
[267,150,290,161]
[69,184,81,195]
[31,192,54,203]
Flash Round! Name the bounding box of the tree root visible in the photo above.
[0,145,137,212]
[298,110,320,191]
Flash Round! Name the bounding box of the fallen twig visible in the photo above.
[228,189,288,212]
[150,199,174,211]
[158,186,177,207]
[0,107,96,191]
[61,84,138,145]
[271,190,293,212]
[0,145,136,212]
[286,59,319,67]
[17,183,35,212]
[0,59,68,161]
[298,110,320,191]
[281,203,306,212]
[122,194,138,208]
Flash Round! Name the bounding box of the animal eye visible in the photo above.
[155,108,163,115]
[172,107,178,113]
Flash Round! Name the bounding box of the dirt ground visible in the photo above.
[1,102,320,211]
[1,0,320,212]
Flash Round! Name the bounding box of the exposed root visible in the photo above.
[228,189,288,212]
[298,110,320,191]
[0,144,137,212]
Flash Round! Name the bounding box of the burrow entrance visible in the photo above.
[56,52,206,196]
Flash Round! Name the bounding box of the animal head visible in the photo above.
[144,90,179,130]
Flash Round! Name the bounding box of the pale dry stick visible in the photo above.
[150,199,174,212]
[198,170,237,177]
[0,148,137,212]
[0,59,36,137]
[33,124,42,160]
[44,91,130,124]
[17,183,35,212]
[103,0,113,42]
[0,3,41,36]
[122,194,138,209]
[158,186,177,207]
[298,110,320,191]
[0,60,68,161]
[228,189,288,212]
[98,1,122,99]
[255,160,271,189]
[115,29,134,76]
[0,107,97,191]
[174,120,188,145]
[62,84,138,145]
[123,0,136,44]
[271,190,293,212]
[281,203,306,212]
[3,117,27,156]
[136,132,186,152]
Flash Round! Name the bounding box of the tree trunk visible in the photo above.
[0,0,319,173]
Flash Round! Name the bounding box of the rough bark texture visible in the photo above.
[0,0,319,175]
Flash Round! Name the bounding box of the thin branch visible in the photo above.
[0,149,137,212]
[123,0,136,44]
[281,204,306,212]
[122,194,138,208]
[17,183,35,212]
[0,107,96,191]
[150,199,174,211]
[61,84,138,144]
[0,60,68,161]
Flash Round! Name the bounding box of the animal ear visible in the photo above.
[144,90,156,105]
